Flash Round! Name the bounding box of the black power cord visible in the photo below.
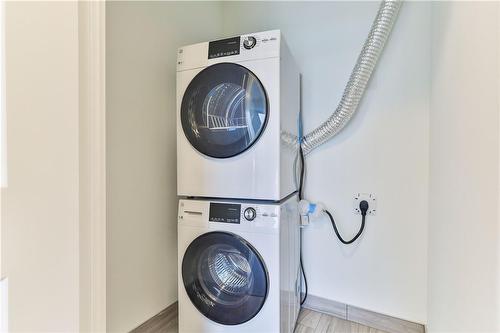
[298,146,308,305]
[324,200,369,244]
[297,145,370,305]
[298,146,305,200]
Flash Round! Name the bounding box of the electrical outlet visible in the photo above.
[353,193,377,215]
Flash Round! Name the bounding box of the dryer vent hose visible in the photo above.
[301,0,402,155]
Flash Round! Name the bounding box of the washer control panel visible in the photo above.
[179,198,285,233]
[208,202,241,224]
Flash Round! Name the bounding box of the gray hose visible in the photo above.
[301,0,402,154]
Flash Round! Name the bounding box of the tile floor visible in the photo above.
[295,308,388,333]
[132,304,388,333]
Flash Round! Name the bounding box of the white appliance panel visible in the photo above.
[178,196,300,333]
[176,30,299,201]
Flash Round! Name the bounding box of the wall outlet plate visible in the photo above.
[353,193,377,215]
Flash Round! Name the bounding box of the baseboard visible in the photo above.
[131,297,424,333]
[302,294,348,320]
[302,294,425,333]
[130,301,178,333]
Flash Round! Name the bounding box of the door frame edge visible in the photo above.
[79,1,106,332]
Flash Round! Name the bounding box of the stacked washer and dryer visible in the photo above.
[176,30,301,333]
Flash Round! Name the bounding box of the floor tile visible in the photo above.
[133,304,388,333]
[295,323,316,333]
[297,308,322,329]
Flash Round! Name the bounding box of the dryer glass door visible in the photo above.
[181,63,268,158]
[182,231,268,325]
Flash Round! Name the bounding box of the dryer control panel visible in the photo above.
[208,36,241,59]
[176,30,281,72]
[207,32,277,60]
[207,35,261,59]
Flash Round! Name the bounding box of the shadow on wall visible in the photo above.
[106,2,223,332]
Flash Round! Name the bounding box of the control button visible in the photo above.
[243,36,257,49]
[244,207,257,221]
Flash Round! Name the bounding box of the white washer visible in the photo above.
[176,30,300,201]
[178,195,300,333]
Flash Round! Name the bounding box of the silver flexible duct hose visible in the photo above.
[301,0,402,155]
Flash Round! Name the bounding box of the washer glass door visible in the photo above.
[181,63,268,158]
[182,231,268,325]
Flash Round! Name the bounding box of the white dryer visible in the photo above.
[176,30,300,201]
[177,195,300,333]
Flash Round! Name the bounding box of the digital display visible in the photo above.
[209,203,241,224]
[208,37,241,59]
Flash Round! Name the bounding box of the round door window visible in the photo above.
[182,232,268,325]
[181,63,268,158]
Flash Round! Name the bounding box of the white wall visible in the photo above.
[105,2,222,332]
[106,2,500,330]
[222,2,430,323]
[428,2,500,332]
[2,2,80,331]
